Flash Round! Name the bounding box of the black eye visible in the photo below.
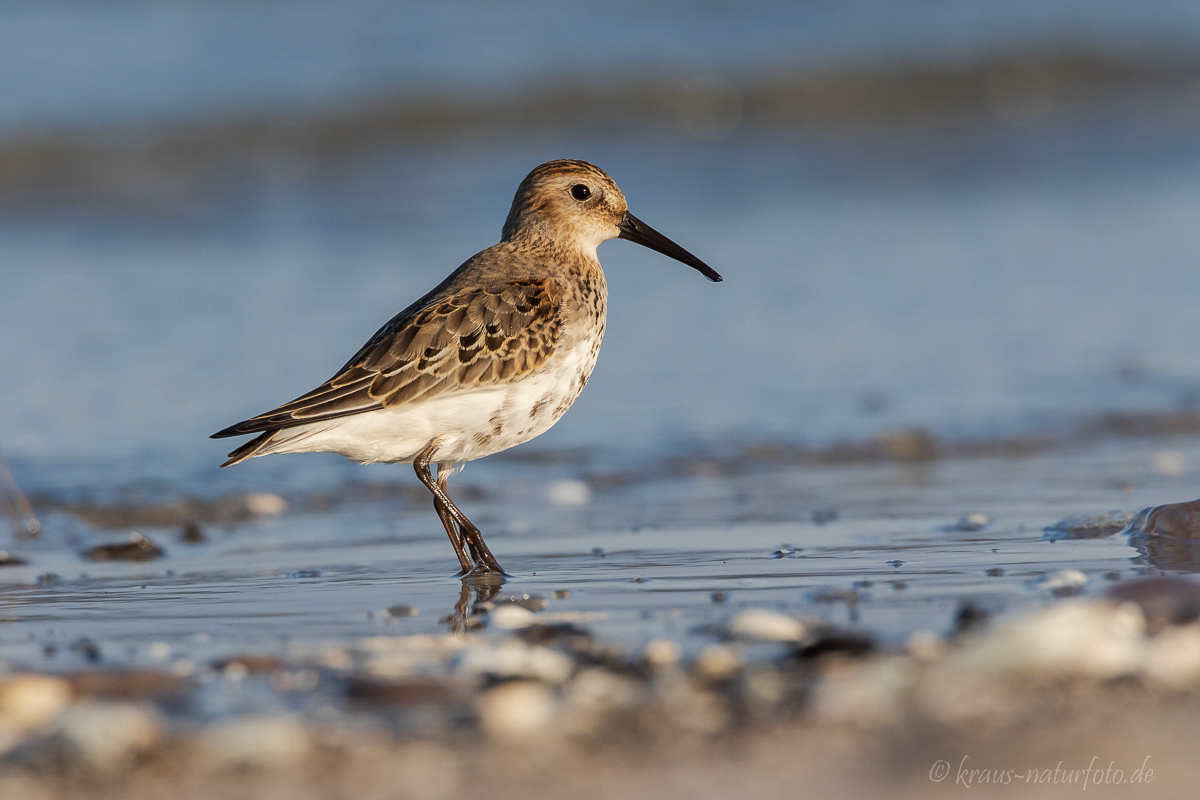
[570,184,591,201]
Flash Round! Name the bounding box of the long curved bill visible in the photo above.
[617,212,723,282]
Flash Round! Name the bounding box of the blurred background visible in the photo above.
[4,0,1200,498]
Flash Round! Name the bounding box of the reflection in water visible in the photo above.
[442,575,504,635]
[1130,536,1200,573]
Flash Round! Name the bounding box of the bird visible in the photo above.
[212,159,722,577]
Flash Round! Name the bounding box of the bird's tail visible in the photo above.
[220,431,278,468]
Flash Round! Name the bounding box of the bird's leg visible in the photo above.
[414,445,507,575]
[413,450,472,574]
[437,464,506,576]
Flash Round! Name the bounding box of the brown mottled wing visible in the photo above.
[212,279,564,438]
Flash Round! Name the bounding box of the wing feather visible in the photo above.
[211,278,565,439]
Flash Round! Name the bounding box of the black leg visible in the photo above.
[414,444,507,575]
[413,449,472,574]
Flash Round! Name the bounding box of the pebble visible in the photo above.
[81,532,165,562]
[1108,576,1200,630]
[726,608,807,643]
[946,600,1145,680]
[54,701,163,770]
[1141,625,1200,689]
[0,674,72,730]
[642,639,681,670]
[1042,510,1132,540]
[198,714,310,768]
[0,550,29,566]
[810,657,916,727]
[1122,498,1200,538]
[477,681,557,738]
[947,512,990,532]
[490,605,539,630]
[546,479,591,506]
[561,668,643,735]
[1030,569,1087,593]
[457,640,574,684]
[694,644,741,681]
[1152,450,1186,477]
[243,492,288,516]
[656,673,728,735]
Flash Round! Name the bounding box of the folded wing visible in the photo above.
[212,278,565,438]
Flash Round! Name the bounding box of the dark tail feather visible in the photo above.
[220,431,277,468]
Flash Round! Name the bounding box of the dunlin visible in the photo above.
[212,159,721,576]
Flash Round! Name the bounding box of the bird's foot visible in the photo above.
[462,564,508,584]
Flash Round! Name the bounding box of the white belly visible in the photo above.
[258,344,597,465]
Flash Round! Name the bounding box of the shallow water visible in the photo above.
[1,433,1196,675]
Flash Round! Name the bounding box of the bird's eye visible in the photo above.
[570,184,591,201]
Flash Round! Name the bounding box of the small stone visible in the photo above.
[180,521,205,543]
[54,702,163,770]
[547,479,591,506]
[199,714,309,768]
[642,639,681,670]
[385,605,419,618]
[212,654,285,674]
[552,589,570,599]
[694,644,741,681]
[947,513,990,532]
[477,681,557,738]
[81,533,164,562]
[244,492,288,516]
[0,674,72,730]
[811,508,838,525]
[1043,511,1131,541]
[1030,569,1088,593]
[1152,450,1186,478]
[1108,576,1200,631]
[1122,499,1200,538]
[458,641,574,683]
[657,673,728,734]
[810,657,916,726]
[0,551,28,566]
[1143,626,1200,689]
[727,609,806,643]
[809,588,861,605]
[561,668,643,734]
[490,605,538,630]
[906,630,945,662]
[68,638,101,663]
[944,600,1145,680]
[952,602,989,635]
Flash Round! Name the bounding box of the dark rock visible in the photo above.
[82,533,164,562]
[1108,576,1200,631]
